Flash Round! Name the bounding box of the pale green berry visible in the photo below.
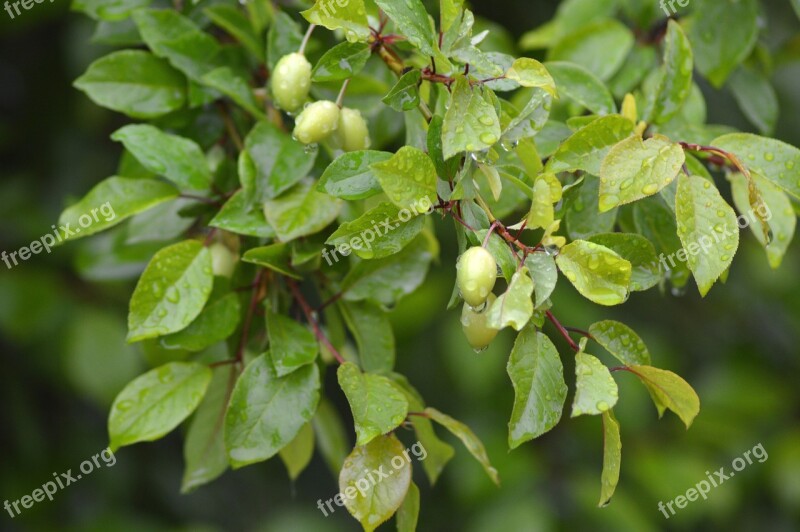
[271,52,312,112]
[461,294,499,350]
[293,101,340,145]
[209,242,238,278]
[456,246,498,308]
[336,107,371,152]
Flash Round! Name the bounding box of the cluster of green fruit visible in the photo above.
[271,52,371,151]
[457,246,500,351]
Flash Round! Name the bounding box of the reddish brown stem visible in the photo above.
[287,279,345,364]
[546,310,580,352]
[235,270,266,364]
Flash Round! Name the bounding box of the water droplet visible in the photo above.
[619,178,634,190]
[765,152,775,161]
[714,224,725,233]
[479,115,495,126]
[480,132,498,145]
[598,194,619,211]
[642,183,659,195]
[596,401,609,411]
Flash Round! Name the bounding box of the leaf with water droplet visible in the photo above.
[598,409,621,507]
[646,20,693,125]
[442,77,502,159]
[572,351,618,417]
[556,240,631,306]
[589,320,651,365]
[626,365,700,428]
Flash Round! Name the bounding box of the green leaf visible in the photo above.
[337,362,409,446]
[181,366,233,493]
[373,0,448,69]
[556,240,631,306]
[565,177,618,240]
[338,301,395,374]
[224,354,321,468]
[729,66,779,136]
[242,243,301,279]
[486,267,534,331]
[525,252,558,308]
[626,365,700,428]
[598,409,621,507]
[730,172,796,269]
[313,398,350,474]
[312,42,371,82]
[502,89,552,143]
[548,20,634,81]
[245,121,319,202]
[201,67,266,120]
[58,176,178,241]
[633,198,691,288]
[111,124,212,191]
[572,351,618,417]
[74,50,186,119]
[425,407,500,485]
[545,61,616,115]
[396,481,420,532]
[712,133,800,200]
[507,326,567,448]
[267,11,303,70]
[278,422,315,481]
[440,0,465,33]
[210,190,275,238]
[318,150,391,200]
[675,174,739,296]
[133,9,222,82]
[587,233,662,292]
[505,58,557,95]
[341,236,433,307]
[160,293,241,352]
[326,202,426,260]
[442,77,501,159]
[109,362,212,451]
[545,115,634,175]
[72,0,151,21]
[598,134,685,212]
[588,320,651,366]
[127,240,214,342]
[266,311,319,377]
[371,147,438,211]
[339,434,412,532]
[301,0,371,42]
[203,4,264,59]
[647,20,694,125]
[264,180,342,242]
[687,0,758,87]
[382,70,422,112]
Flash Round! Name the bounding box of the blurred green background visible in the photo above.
[2,1,799,531]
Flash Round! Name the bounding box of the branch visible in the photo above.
[287,279,345,364]
[545,310,580,352]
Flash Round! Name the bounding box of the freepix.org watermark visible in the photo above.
[659,0,690,16]
[322,197,434,266]
[3,0,57,20]
[658,443,768,519]
[1,202,115,270]
[4,447,116,519]
[316,441,427,517]
[656,203,772,272]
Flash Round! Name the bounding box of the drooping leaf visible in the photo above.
[278,422,315,481]
[712,133,800,200]
[486,267,534,331]
[425,407,500,485]
[507,326,568,448]
[525,252,558,308]
[224,354,321,468]
[264,179,342,242]
[442,77,501,159]
[556,240,632,306]
[588,320,651,366]
[626,365,700,428]
[109,362,212,451]
[675,174,739,296]
[337,362,409,446]
[371,147,438,211]
[74,50,186,118]
[338,301,395,374]
[58,176,178,241]
[598,409,621,507]
[312,398,350,474]
[598,134,685,212]
[266,311,319,377]
[647,20,694,125]
[111,124,212,191]
[396,481,421,532]
[572,351,618,417]
[338,434,412,532]
[127,240,214,342]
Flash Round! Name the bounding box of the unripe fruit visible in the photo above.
[293,100,340,145]
[209,242,238,278]
[461,294,499,350]
[271,52,312,112]
[456,246,498,308]
[336,107,371,152]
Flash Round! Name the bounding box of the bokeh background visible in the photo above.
[1,1,799,531]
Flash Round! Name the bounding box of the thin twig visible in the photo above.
[545,310,580,352]
[287,279,345,364]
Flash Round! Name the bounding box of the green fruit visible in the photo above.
[456,246,498,308]
[293,100,340,145]
[209,242,238,278]
[271,52,312,112]
[336,107,371,152]
[461,294,499,350]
